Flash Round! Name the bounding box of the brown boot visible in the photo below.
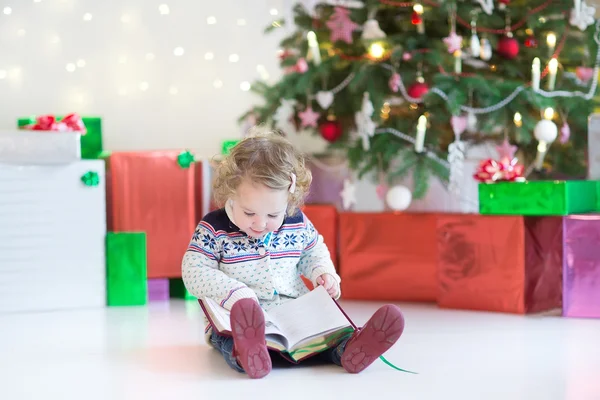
[341,304,405,374]
[230,299,272,379]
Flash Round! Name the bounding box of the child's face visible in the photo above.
[230,178,288,238]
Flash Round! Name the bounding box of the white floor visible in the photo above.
[1,300,600,400]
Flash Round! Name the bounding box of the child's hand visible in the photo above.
[316,274,339,299]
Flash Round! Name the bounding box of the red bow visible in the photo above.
[23,113,87,134]
[473,157,525,183]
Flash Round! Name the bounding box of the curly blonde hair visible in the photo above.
[213,127,312,215]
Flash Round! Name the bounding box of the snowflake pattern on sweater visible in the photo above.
[181,208,340,317]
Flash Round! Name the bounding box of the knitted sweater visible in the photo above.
[181,207,341,340]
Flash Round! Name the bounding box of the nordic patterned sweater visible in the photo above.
[181,207,341,340]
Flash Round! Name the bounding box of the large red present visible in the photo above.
[339,212,438,302]
[437,214,562,314]
[107,151,196,278]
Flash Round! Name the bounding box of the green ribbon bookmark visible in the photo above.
[379,355,418,374]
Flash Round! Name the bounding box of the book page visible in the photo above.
[267,286,351,349]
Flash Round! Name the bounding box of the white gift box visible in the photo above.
[0,160,107,313]
[0,130,81,165]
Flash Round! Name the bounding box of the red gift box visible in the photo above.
[339,212,438,302]
[303,205,338,270]
[107,151,196,278]
[437,214,562,314]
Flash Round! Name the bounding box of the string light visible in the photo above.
[0,70,7,79]
[121,14,131,23]
[50,35,61,44]
[145,53,155,61]
[229,54,239,63]
[65,63,76,72]
[256,64,269,80]
[76,59,86,68]
[169,85,178,95]
[17,29,26,36]
[139,81,149,91]
[513,112,523,127]
[240,81,251,91]
[368,42,385,59]
[34,0,42,3]
[204,52,214,60]
[83,13,92,21]
[3,7,12,15]
[173,47,185,56]
[213,79,223,88]
[118,56,128,64]
[158,4,170,15]
[544,107,555,120]
[237,18,246,26]
[270,8,278,16]
[207,16,216,24]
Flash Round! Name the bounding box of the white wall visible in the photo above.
[0,0,299,158]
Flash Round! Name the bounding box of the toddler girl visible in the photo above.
[182,129,404,379]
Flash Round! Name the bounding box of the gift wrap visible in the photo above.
[437,214,562,314]
[562,215,600,318]
[478,180,598,216]
[107,151,196,278]
[0,130,82,164]
[18,116,103,160]
[303,205,338,269]
[148,278,170,302]
[106,232,147,306]
[0,160,106,313]
[339,212,438,302]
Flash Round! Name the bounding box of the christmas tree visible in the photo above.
[241,0,599,199]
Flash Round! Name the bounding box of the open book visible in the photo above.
[199,286,355,362]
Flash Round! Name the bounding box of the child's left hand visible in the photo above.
[316,274,340,299]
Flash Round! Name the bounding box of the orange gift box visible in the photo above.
[339,212,438,302]
[437,214,562,314]
[107,151,196,278]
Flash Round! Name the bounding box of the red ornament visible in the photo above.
[498,0,510,4]
[411,11,422,25]
[496,36,519,59]
[407,81,429,99]
[319,119,343,142]
[524,36,538,48]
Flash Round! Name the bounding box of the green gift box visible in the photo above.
[18,115,103,159]
[106,232,148,306]
[169,278,196,301]
[478,180,598,216]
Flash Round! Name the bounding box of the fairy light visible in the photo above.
[169,85,178,95]
[145,53,155,61]
[269,8,278,16]
[229,54,239,63]
[77,59,86,68]
[513,112,523,127]
[3,7,12,15]
[17,29,26,36]
[213,79,223,88]
[237,18,246,26]
[544,107,555,120]
[240,81,251,91]
[121,14,131,23]
[546,32,556,55]
[158,4,170,15]
[204,52,214,60]
[368,42,385,59]
[66,63,76,72]
[0,70,7,79]
[139,81,149,91]
[207,16,216,24]
[173,47,185,56]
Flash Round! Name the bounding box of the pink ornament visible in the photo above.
[295,58,308,73]
[496,138,518,161]
[325,7,359,44]
[388,73,400,92]
[560,122,571,144]
[450,115,468,136]
[443,32,463,54]
[298,106,320,128]
[576,67,594,83]
[402,52,412,61]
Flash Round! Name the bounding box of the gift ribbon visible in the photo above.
[22,113,87,133]
[81,171,100,187]
[177,150,195,169]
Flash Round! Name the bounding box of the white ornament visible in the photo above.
[470,33,481,57]
[475,0,494,15]
[361,19,386,40]
[570,0,596,31]
[480,38,492,61]
[466,112,478,133]
[340,178,357,210]
[316,91,334,109]
[534,119,559,143]
[354,92,376,151]
[386,185,412,211]
[273,99,297,134]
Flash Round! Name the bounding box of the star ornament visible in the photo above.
[340,178,357,210]
[298,106,320,128]
[326,7,359,44]
[443,32,463,54]
[496,139,517,161]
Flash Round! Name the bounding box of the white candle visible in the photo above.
[532,57,540,91]
[454,50,462,74]
[414,115,427,153]
[534,140,548,170]
[306,31,321,66]
[413,4,425,34]
[547,32,556,56]
[547,58,558,91]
